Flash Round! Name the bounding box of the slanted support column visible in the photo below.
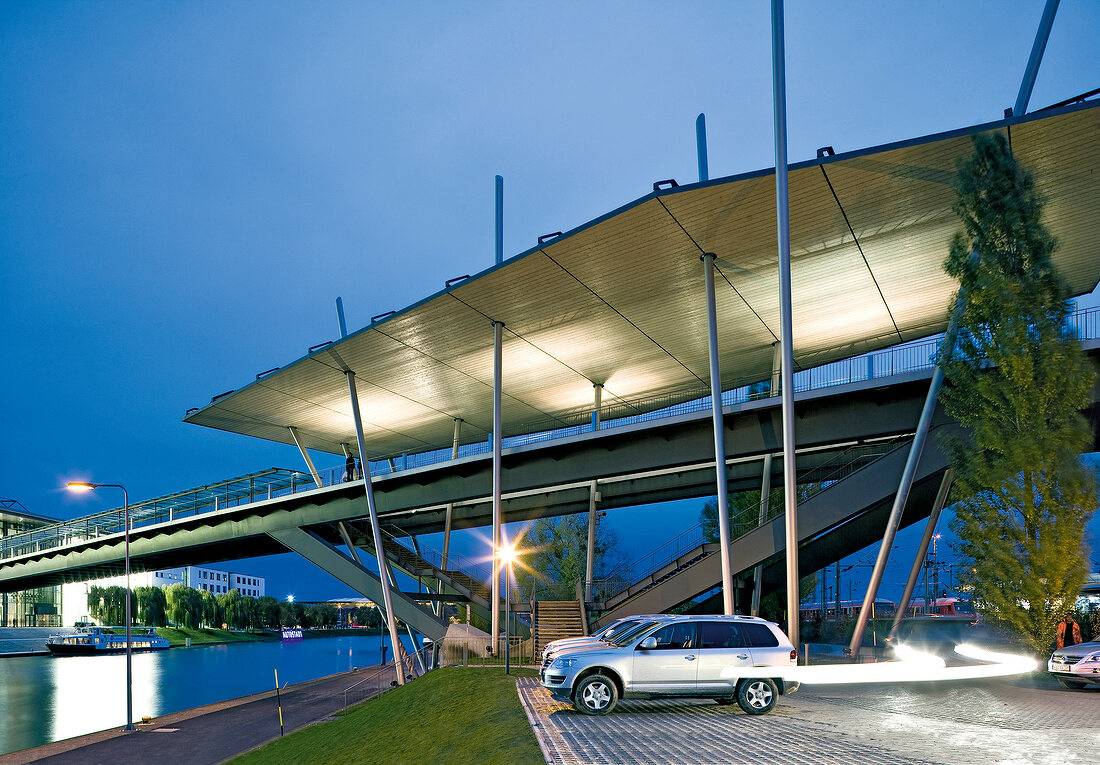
[584,481,599,602]
[696,113,709,182]
[892,469,955,635]
[491,320,504,649]
[702,251,734,615]
[751,453,774,616]
[345,369,406,685]
[1013,0,1060,117]
[337,522,363,566]
[451,418,463,459]
[849,257,972,656]
[772,0,800,646]
[287,426,323,488]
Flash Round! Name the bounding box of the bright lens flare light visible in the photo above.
[66,482,95,492]
[497,543,518,567]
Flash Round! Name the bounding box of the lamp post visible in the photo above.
[67,481,133,732]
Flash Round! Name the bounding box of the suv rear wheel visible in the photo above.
[574,673,618,715]
[737,678,778,715]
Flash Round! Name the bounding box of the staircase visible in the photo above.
[371,533,492,606]
[534,600,586,654]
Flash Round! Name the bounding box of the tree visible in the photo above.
[699,488,784,544]
[216,589,242,629]
[135,586,168,627]
[355,604,383,629]
[940,131,1098,653]
[258,596,281,628]
[512,515,626,601]
[166,584,202,629]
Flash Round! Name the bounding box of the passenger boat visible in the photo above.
[46,626,169,654]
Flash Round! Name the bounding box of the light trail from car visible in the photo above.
[718,643,1038,686]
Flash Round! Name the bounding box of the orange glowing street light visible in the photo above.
[66,481,134,733]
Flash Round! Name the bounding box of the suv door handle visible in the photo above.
[684,655,696,661]
[736,653,749,660]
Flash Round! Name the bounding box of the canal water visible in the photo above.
[0,633,409,756]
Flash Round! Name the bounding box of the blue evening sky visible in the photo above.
[3,1,1099,601]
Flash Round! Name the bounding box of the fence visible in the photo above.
[437,634,535,668]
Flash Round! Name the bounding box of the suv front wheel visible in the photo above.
[574,673,618,715]
[737,678,778,715]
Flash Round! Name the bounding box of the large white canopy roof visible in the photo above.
[185,102,1100,459]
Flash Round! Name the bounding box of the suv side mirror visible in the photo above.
[638,636,657,650]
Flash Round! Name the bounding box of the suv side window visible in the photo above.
[741,623,780,647]
[698,621,745,649]
[643,622,696,650]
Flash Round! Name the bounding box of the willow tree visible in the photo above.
[940,131,1097,653]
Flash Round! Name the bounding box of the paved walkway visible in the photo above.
[0,664,398,765]
[518,674,1100,765]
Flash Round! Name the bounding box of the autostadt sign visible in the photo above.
[281,627,303,641]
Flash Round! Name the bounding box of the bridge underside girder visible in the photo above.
[266,526,448,642]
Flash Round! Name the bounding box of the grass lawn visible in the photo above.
[155,627,276,646]
[228,667,545,765]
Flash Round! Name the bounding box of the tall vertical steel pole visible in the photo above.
[771,0,799,647]
[495,175,504,265]
[592,384,603,430]
[451,418,463,459]
[122,487,133,731]
[696,113,709,182]
[1013,0,1060,117]
[491,320,503,649]
[703,252,734,614]
[585,480,598,602]
[751,453,773,616]
[345,370,405,685]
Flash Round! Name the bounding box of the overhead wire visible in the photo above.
[818,165,904,343]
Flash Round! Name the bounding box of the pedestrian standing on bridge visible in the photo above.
[344,453,355,482]
[1057,613,1082,649]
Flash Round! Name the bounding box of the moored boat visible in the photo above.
[46,626,169,654]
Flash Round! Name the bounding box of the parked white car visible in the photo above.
[1049,640,1100,689]
[541,614,799,715]
[540,615,673,668]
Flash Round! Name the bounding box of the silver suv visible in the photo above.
[540,614,799,715]
[541,616,667,668]
[1049,640,1100,689]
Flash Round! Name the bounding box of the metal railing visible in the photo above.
[437,634,534,667]
[7,307,1096,564]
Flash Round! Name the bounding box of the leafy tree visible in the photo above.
[258,596,281,628]
[239,596,261,630]
[310,604,338,628]
[199,590,220,628]
[699,488,785,543]
[940,131,1097,653]
[135,586,167,627]
[216,589,242,629]
[355,604,383,629]
[166,583,202,629]
[512,515,626,601]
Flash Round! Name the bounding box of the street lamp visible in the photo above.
[67,481,134,732]
[498,542,518,675]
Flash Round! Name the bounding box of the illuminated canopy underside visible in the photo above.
[185,103,1100,459]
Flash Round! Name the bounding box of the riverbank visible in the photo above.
[0,664,397,765]
[0,626,384,656]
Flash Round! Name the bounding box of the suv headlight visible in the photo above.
[549,657,579,669]
[1080,652,1100,664]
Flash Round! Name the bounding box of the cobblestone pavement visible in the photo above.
[517,675,1100,765]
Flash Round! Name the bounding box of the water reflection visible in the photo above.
[1,634,398,755]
